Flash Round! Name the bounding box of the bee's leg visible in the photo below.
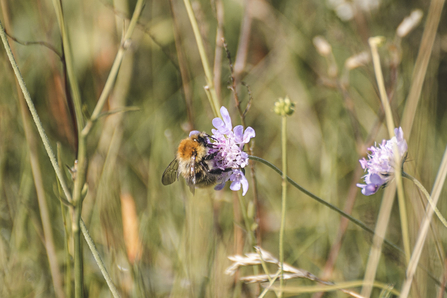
[199,160,211,171]
[204,151,218,160]
[206,143,219,149]
[208,167,232,175]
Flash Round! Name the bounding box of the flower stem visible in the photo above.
[258,269,282,298]
[369,37,410,264]
[83,0,145,136]
[237,192,255,250]
[73,205,83,298]
[279,115,287,297]
[402,172,447,228]
[50,1,87,295]
[80,219,121,298]
[182,0,220,118]
[248,155,405,255]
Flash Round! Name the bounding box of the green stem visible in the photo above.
[402,172,447,228]
[57,144,72,298]
[73,205,83,298]
[279,116,287,297]
[369,37,410,263]
[395,169,410,263]
[72,135,87,298]
[51,0,83,133]
[236,194,258,276]
[0,19,72,203]
[0,15,123,298]
[255,247,273,283]
[49,1,87,293]
[258,270,281,298]
[83,0,145,136]
[237,193,254,247]
[248,155,404,255]
[182,0,220,117]
[80,220,121,298]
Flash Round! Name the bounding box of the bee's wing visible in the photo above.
[162,158,179,185]
[189,155,196,195]
[189,183,195,195]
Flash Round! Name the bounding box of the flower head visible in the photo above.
[208,106,255,196]
[274,96,295,116]
[357,127,408,196]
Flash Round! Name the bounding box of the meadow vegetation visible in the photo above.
[1,0,447,297]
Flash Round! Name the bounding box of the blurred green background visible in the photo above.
[1,0,447,297]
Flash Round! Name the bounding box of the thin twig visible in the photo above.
[100,0,180,72]
[83,0,146,136]
[2,12,66,296]
[223,39,260,247]
[0,19,72,203]
[233,0,252,83]
[4,30,62,58]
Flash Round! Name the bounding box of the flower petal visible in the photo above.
[234,125,244,143]
[212,118,227,133]
[230,180,241,191]
[369,173,386,185]
[214,182,226,191]
[359,158,368,169]
[220,106,233,131]
[243,127,256,143]
[394,127,403,141]
[240,175,249,196]
[189,130,200,137]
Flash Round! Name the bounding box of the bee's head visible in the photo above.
[190,132,210,146]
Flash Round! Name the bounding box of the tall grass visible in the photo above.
[1,0,447,297]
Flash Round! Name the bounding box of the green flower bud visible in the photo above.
[274,96,295,116]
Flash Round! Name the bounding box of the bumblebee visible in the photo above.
[162,132,222,194]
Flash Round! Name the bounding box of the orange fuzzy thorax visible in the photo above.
[177,136,207,161]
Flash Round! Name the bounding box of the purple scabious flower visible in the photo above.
[357,127,408,196]
[209,106,255,196]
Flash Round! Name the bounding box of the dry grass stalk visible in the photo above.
[120,192,142,264]
[396,9,423,38]
[226,247,365,298]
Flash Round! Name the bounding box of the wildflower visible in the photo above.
[274,96,295,116]
[357,127,408,196]
[210,106,255,196]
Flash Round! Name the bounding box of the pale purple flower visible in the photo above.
[357,127,408,196]
[189,130,200,137]
[229,169,249,195]
[209,106,255,196]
